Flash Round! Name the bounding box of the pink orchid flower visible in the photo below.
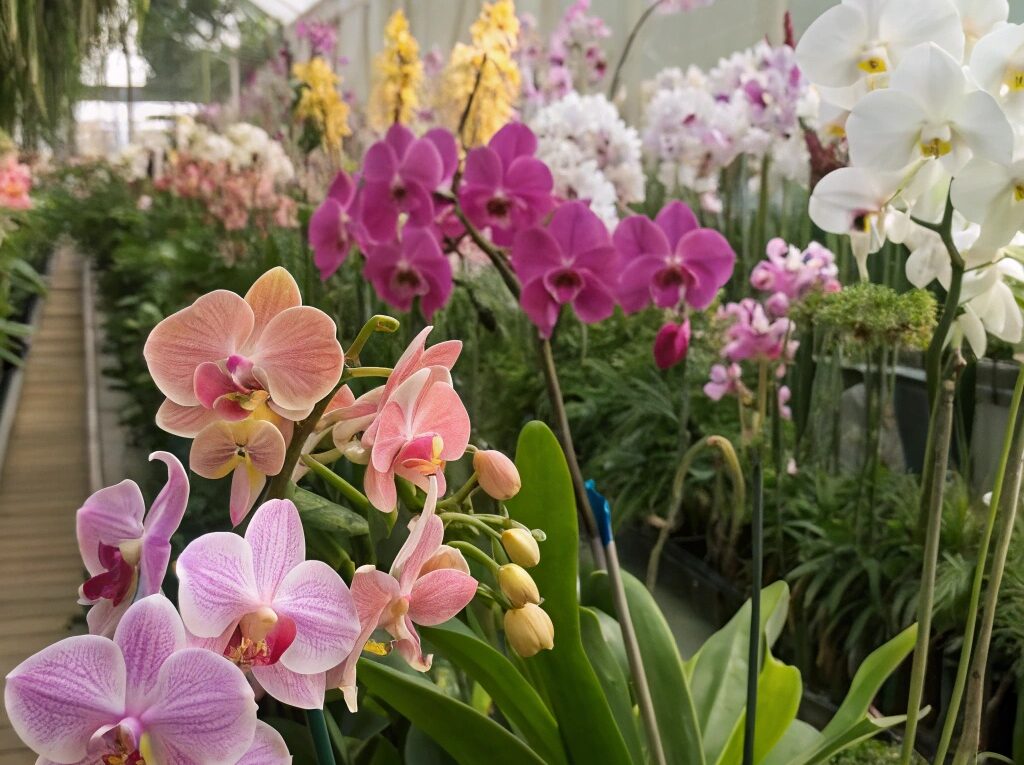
[5,595,258,765]
[176,499,359,710]
[718,298,798,363]
[364,366,471,512]
[146,267,344,437]
[459,123,555,246]
[328,477,477,711]
[359,125,449,243]
[615,201,737,313]
[189,418,287,526]
[512,201,620,338]
[0,153,32,210]
[309,170,359,281]
[364,227,453,318]
[76,452,188,637]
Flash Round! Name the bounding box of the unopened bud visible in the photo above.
[501,528,540,568]
[473,450,521,500]
[498,564,540,608]
[504,603,554,657]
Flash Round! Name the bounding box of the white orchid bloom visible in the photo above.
[954,256,1024,356]
[950,157,1024,249]
[954,0,1009,53]
[796,0,964,91]
[846,43,1013,175]
[969,23,1024,120]
[891,211,982,287]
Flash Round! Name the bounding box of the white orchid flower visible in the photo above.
[950,157,1024,249]
[846,43,1013,175]
[954,0,1009,53]
[796,0,964,91]
[953,256,1024,356]
[969,23,1024,120]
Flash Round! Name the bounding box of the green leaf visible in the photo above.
[758,720,820,765]
[585,570,705,765]
[405,726,458,765]
[683,581,790,765]
[357,658,547,765]
[292,486,369,536]
[579,607,645,765]
[420,620,566,765]
[505,421,634,765]
[715,651,802,765]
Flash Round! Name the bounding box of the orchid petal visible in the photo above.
[230,465,266,528]
[654,201,700,249]
[189,422,244,479]
[392,512,444,592]
[246,499,305,600]
[547,201,612,257]
[76,481,145,576]
[155,399,220,438]
[677,229,736,310]
[519,277,560,338]
[275,560,358,673]
[177,532,259,639]
[114,595,186,708]
[956,89,1015,166]
[846,90,928,170]
[236,721,291,765]
[86,597,132,639]
[243,268,303,350]
[794,3,869,88]
[364,463,398,513]
[489,122,537,168]
[408,569,477,626]
[251,664,326,710]
[394,616,430,672]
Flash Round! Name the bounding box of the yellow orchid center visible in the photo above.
[229,389,271,413]
[401,435,446,476]
[363,640,393,656]
[226,636,271,670]
[101,728,146,765]
[1004,68,1024,92]
[851,211,877,234]
[118,539,142,567]
[858,55,887,74]
[919,125,953,159]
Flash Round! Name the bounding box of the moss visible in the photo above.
[800,282,937,351]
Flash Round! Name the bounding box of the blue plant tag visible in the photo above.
[585,479,613,546]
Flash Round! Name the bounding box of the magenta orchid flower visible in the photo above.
[310,170,359,281]
[364,366,470,513]
[359,125,447,243]
[615,201,736,313]
[176,499,359,710]
[5,595,257,765]
[328,477,477,711]
[459,123,555,246]
[146,267,344,437]
[512,201,620,338]
[76,452,188,637]
[364,227,453,318]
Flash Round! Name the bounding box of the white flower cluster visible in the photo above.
[800,0,1022,357]
[175,116,295,185]
[530,92,644,229]
[115,131,170,182]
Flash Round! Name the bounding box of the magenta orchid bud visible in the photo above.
[501,528,541,568]
[498,564,540,608]
[653,319,691,370]
[504,603,555,657]
[473,450,521,500]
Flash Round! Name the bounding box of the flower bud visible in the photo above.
[653,319,691,370]
[501,528,540,568]
[504,603,554,657]
[498,564,540,608]
[473,450,521,500]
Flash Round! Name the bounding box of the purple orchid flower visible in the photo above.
[459,123,555,246]
[5,595,258,765]
[615,200,736,313]
[76,452,189,637]
[309,170,359,281]
[176,499,359,710]
[512,201,619,338]
[360,125,446,243]
[364,227,452,319]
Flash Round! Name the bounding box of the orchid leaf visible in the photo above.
[505,421,634,765]
[357,658,547,765]
[420,620,566,765]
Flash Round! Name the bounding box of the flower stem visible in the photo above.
[450,540,501,575]
[743,453,764,765]
[901,375,957,765]
[607,0,665,100]
[923,195,965,409]
[934,366,1024,763]
[345,314,400,365]
[952,367,1024,764]
[452,206,521,298]
[300,455,373,514]
[306,708,338,765]
[265,390,337,501]
[438,472,479,509]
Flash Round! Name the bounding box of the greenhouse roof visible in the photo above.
[246,0,318,24]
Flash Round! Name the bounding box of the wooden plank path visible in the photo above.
[0,249,89,763]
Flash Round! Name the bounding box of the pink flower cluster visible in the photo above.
[296,20,338,58]
[156,156,297,233]
[0,152,32,210]
[750,237,840,316]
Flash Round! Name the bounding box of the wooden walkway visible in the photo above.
[0,249,89,763]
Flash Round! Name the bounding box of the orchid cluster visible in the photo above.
[800,0,1024,358]
[0,150,32,210]
[294,19,338,59]
[750,237,841,318]
[292,56,352,156]
[517,0,611,109]
[6,264,554,764]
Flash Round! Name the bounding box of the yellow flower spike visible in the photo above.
[292,56,352,154]
[369,10,424,131]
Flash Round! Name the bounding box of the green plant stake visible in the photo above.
[744,456,764,765]
[306,708,338,765]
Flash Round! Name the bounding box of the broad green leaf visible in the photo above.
[759,721,820,765]
[505,422,633,765]
[798,714,910,764]
[292,486,369,536]
[586,570,705,765]
[405,726,458,765]
[715,651,802,765]
[683,581,790,765]
[579,607,645,765]
[357,658,547,765]
[420,620,566,765]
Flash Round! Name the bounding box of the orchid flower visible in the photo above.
[954,0,1009,52]
[968,21,1024,119]
[653,320,691,370]
[146,267,344,435]
[364,226,453,318]
[718,299,798,363]
[176,499,359,709]
[614,200,736,313]
[950,157,1024,250]
[845,43,1012,176]
[5,595,258,765]
[953,256,1024,357]
[459,122,555,246]
[795,0,964,90]
[364,366,471,512]
[512,201,620,338]
[76,452,188,637]
[328,477,477,711]
[310,170,360,280]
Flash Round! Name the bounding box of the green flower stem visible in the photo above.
[345,366,392,379]
[607,0,665,99]
[300,455,372,514]
[265,390,338,501]
[953,368,1024,764]
[452,206,521,299]
[743,454,764,765]
[306,708,338,765]
[450,540,501,576]
[901,376,957,765]
[439,512,504,542]
[345,314,400,365]
[935,366,1024,763]
[438,472,479,510]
